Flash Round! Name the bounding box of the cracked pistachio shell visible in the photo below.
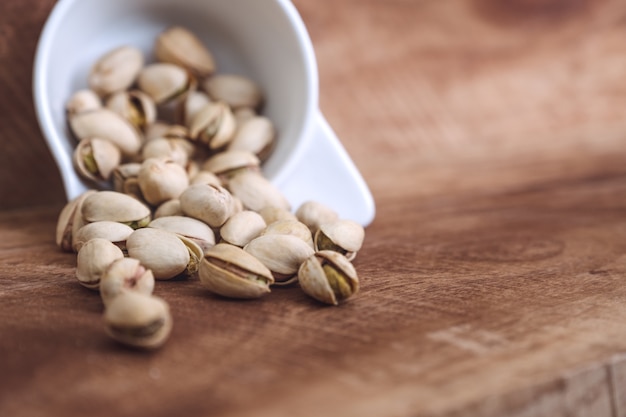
[189,101,236,150]
[100,257,155,307]
[112,163,141,192]
[220,211,266,247]
[202,150,260,178]
[243,234,314,283]
[73,138,121,183]
[149,216,215,254]
[227,170,290,212]
[258,206,297,225]
[104,291,172,349]
[199,243,274,299]
[81,191,151,227]
[56,190,97,251]
[298,250,359,306]
[155,26,216,78]
[142,137,193,167]
[138,158,189,206]
[69,108,142,156]
[314,220,365,261]
[260,220,313,248]
[177,89,212,128]
[138,63,191,104]
[66,89,102,116]
[296,201,339,235]
[72,221,134,252]
[154,199,183,218]
[190,170,222,187]
[89,46,144,97]
[228,116,275,161]
[202,74,262,110]
[178,235,204,276]
[76,238,124,290]
[106,90,157,131]
[180,183,235,228]
[126,228,191,280]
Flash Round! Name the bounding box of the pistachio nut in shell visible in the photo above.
[145,121,172,142]
[73,137,121,183]
[141,137,192,167]
[202,150,260,180]
[220,210,266,247]
[189,101,236,150]
[155,26,216,78]
[72,221,134,252]
[296,201,339,235]
[66,89,101,116]
[228,116,275,161]
[154,199,183,218]
[227,170,290,212]
[260,219,313,248]
[298,250,359,306]
[81,191,151,228]
[233,107,257,127]
[112,163,141,193]
[126,228,191,280]
[56,190,97,252]
[76,238,125,291]
[106,90,157,131]
[257,206,297,226]
[104,291,172,349]
[138,158,189,206]
[180,183,235,228]
[178,90,211,127]
[148,216,216,254]
[189,170,222,187]
[199,243,274,299]
[88,46,144,97]
[314,219,365,261]
[138,63,191,104]
[202,74,263,110]
[69,108,142,156]
[100,257,155,307]
[243,234,314,283]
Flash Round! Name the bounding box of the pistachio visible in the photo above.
[189,170,222,187]
[298,250,359,305]
[260,219,313,248]
[257,206,298,225]
[56,190,97,252]
[112,163,141,192]
[202,150,260,181]
[228,116,275,161]
[154,199,183,218]
[88,46,144,97]
[141,137,193,167]
[177,90,211,128]
[138,63,192,104]
[72,221,134,252]
[233,107,257,128]
[189,101,236,150]
[106,90,157,131]
[148,216,216,254]
[81,191,151,228]
[69,108,142,156]
[66,89,102,116]
[76,238,124,290]
[177,235,204,276]
[145,121,172,142]
[179,183,235,228]
[155,26,216,78]
[296,201,339,235]
[227,170,290,212]
[104,291,172,349]
[73,138,121,183]
[220,211,266,247]
[243,234,314,284]
[199,243,274,299]
[138,158,189,206]
[100,257,155,306]
[126,228,192,280]
[202,74,263,110]
[314,220,364,261]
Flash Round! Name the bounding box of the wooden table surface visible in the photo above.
[3,0,626,416]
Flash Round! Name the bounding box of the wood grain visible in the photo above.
[3,0,626,416]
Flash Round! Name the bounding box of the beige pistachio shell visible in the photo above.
[260,219,313,248]
[138,63,190,104]
[69,108,142,156]
[106,90,157,131]
[100,257,155,306]
[72,221,134,252]
[257,206,297,225]
[233,107,257,127]
[179,183,235,228]
[138,158,189,206]
[76,238,124,290]
[88,46,144,97]
[202,74,263,110]
[141,137,192,167]
[126,227,191,280]
[73,137,121,183]
[220,211,267,247]
[227,170,290,212]
[144,122,172,142]
[154,199,183,218]
[56,190,97,251]
[148,216,216,254]
[189,170,222,187]
[314,219,365,261]
[296,201,339,235]
[199,243,274,299]
[112,163,141,192]
[228,116,275,161]
[155,26,216,77]
[243,234,314,282]
[104,291,172,349]
[189,101,236,150]
[81,191,151,227]
[177,89,211,128]
[202,150,260,177]
[66,89,102,116]
[178,235,204,276]
[298,250,359,305]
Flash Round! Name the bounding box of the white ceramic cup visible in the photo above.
[33,0,375,226]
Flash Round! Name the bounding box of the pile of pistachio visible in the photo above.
[56,27,365,350]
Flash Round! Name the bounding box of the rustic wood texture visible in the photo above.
[3,0,626,416]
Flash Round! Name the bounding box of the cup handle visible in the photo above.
[275,110,376,226]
